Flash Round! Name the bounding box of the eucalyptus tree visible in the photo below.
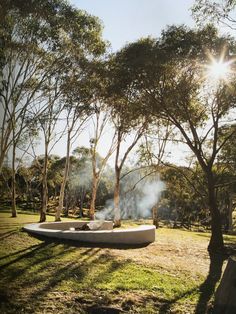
[106,55,150,226]
[0,166,11,202]
[63,60,116,220]
[216,124,236,231]
[0,0,58,171]
[89,105,117,220]
[10,126,37,217]
[192,0,236,29]
[111,122,150,228]
[0,0,106,220]
[160,164,208,227]
[54,77,93,222]
[54,55,107,222]
[29,154,62,210]
[54,105,89,222]
[70,147,92,216]
[37,86,64,222]
[110,26,236,253]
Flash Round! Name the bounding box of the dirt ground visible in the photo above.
[108,228,210,278]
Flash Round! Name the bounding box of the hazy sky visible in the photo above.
[71,0,195,52]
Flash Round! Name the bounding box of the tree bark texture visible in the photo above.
[206,171,224,254]
[113,168,121,227]
[213,256,236,314]
[55,132,71,221]
[40,144,49,222]
[152,206,158,228]
[89,174,99,220]
[227,196,233,232]
[11,143,17,217]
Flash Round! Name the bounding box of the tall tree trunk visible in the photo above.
[26,180,30,208]
[152,205,158,228]
[79,189,85,218]
[64,191,69,217]
[114,167,121,227]
[40,144,49,222]
[55,131,71,221]
[227,195,233,233]
[11,143,17,217]
[0,153,6,173]
[89,173,99,220]
[206,171,224,253]
[213,256,236,313]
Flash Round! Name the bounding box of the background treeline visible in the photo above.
[1,145,235,233]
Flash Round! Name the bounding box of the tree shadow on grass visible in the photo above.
[0,243,45,261]
[157,250,233,314]
[195,240,236,314]
[0,229,19,240]
[158,287,199,314]
[0,223,22,229]
[0,227,134,313]
[0,242,54,270]
[25,231,151,250]
[195,252,226,314]
[1,247,126,313]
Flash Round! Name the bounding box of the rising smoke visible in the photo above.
[96,171,165,220]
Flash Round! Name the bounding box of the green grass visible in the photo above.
[0,208,235,313]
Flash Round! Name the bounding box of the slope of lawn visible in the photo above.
[0,209,235,313]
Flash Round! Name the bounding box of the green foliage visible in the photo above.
[0,0,106,172]
[218,124,236,169]
[108,25,236,126]
[192,0,236,27]
[162,164,214,228]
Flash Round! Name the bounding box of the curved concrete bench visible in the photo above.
[23,221,156,245]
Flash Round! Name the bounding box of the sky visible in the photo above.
[71,0,195,52]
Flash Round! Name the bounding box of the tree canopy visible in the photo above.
[107,25,236,252]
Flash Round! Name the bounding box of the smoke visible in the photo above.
[70,158,92,190]
[133,179,165,218]
[95,199,114,220]
[95,172,165,221]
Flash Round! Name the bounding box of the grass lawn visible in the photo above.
[0,209,235,313]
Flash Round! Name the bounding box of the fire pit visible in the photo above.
[23,220,155,245]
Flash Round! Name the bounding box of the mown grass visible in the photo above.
[0,209,235,313]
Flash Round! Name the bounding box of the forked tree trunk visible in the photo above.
[114,168,121,227]
[227,196,233,233]
[213,256,236,314]
[112,125,143,227]
[152,205,158,228]
[55,131,71,221]
[206,172,224,254]
[11,143,17,217]
[40,143,49,223]
[79,189,85,217]
[0,153,5,173]
[89,174,99,220]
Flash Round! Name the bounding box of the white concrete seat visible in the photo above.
[24,221,155,245]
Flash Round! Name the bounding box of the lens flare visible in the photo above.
[205,49,235,84]
[207,59,230,80]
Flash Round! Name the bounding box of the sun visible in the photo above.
[207,59,231,80]
[205,50,235,83]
